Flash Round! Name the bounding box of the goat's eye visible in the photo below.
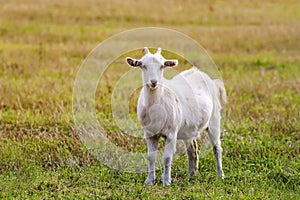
[160,65,164,69]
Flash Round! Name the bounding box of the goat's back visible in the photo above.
[164,67,223,139]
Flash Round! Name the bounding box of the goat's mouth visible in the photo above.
[147,83,158,90]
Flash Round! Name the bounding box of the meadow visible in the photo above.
[0,0,299,199]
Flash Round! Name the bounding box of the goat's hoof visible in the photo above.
[163,181,171,186]
[162,174,172,186]
[162,179,171,186]
[221,174,225,179]
[188,170,197,177]
[217,171,225,179]
[145,178,155,185]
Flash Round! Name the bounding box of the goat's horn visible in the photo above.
[143,47,150,54]
[156,48,161,54]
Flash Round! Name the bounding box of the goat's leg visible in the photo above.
[208,113,225,178]
[184,139,198,176]
[162,135,176,186]
[145,136,159,184]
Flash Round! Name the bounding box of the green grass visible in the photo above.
[0,0,300,199]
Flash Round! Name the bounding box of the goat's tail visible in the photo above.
[212,79,227,132]
[213,79,227,108]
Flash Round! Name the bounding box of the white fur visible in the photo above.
[126,47,226,186]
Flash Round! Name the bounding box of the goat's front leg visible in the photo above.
[162,134,177,186]
[145,136,159,185]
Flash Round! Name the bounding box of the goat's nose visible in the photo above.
[151,79,157,86]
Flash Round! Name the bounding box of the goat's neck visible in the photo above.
[144,85,164,106]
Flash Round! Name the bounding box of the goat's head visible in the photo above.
[126,47,178,90]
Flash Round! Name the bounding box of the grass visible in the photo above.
[0,0,299,199]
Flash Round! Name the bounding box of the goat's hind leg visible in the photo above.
[145,136,159,184]
[184,139,198,176]
[208,114,225,178]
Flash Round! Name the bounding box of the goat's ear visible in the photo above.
[126,57,142,67]
[164,59,178,67]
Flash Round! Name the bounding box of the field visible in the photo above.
[0,0,299,199]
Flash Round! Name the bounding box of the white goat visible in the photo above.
[126,47,226,186]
